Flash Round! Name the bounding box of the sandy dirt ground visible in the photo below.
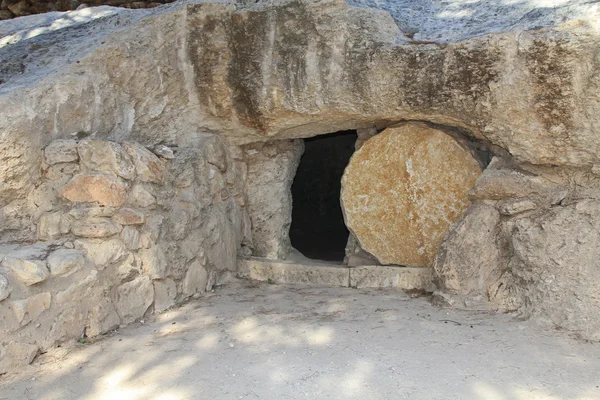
[1,279,600,400]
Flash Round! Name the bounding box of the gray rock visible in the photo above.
[122,142,165,184]
[47,249,86,277]
[183,259,208,297]
[434,203,506,297]
[138,245,167,280]
[44,140,78,165]
[128,185,157,208]
[153,278,177,312]
[120,226,141,250]
[153,145,174,159]
[244,140,304,259]
[0,273,11,301]
[114,276,154,324]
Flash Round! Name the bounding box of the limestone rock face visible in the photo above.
[341,123,482,267]
[0,273,11,301]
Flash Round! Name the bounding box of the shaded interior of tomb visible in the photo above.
[290,130,357,262]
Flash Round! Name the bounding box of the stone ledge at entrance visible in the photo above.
[237,258,435,291]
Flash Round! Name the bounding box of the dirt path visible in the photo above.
[2,280,599,399]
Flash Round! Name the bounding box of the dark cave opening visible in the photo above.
[289,130,358,262]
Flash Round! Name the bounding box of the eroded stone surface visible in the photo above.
[341,123,482,267]
[60,173,128,207]
[2,257,49,286]
[0,273,11,301]
[10,292,51,326]
[47,249,86,277]
[114,276,154,324]
[77,140,136,180]
[44,140,78,165]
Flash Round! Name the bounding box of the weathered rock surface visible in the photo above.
[114,276,154,324]
[2,257,49,285]
[244,140,303,259]
[77,140,136,180]
[47,249,86,277]
[59,173,128,207]
[44,140,79,165]
[341,123,482,267]
[434,203,505,296]
[0,272,11,301]
[10,292,51,325]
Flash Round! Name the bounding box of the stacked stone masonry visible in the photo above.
[0,136,249,373]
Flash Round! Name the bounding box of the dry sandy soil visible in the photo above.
[1,280,600,400]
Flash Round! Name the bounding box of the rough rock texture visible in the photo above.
[0,136,248,372]
[341,123,482,267]
[244,139,303,259]
[0,0,599,368]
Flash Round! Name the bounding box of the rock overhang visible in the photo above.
[0,0,597,166]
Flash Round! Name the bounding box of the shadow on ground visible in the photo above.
[1,280,600,399]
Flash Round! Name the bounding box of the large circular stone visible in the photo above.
[341,123,482,267]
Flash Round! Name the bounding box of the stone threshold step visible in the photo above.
[237,257,435,291]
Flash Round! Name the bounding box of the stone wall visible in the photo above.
[0,135,249,373]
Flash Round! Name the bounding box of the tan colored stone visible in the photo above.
[2,257,49,286]
[0,342,38,374]
[237,258,350,287]
[77,140,136,180]
[86,298,121,337]
[44,140,78,165]
[122,142,165,183]
[71,217,122,238]
[113,207,146,225]
[341,123,482,267]
[10,292,51,326]
[37,212,63,240]
[74,238,128,268]
[60,173,128,207]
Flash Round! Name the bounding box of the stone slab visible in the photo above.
[237,258,435,292]
[237,258,350,288]
[350,265,435,291]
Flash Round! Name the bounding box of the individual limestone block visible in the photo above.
[74,238,128,268]
[183,259,208,296]
[44,140,78,165]
[37,212,63,240]
[120,226,141,250]
[138,245,167,279]
[341,123,482,267]
[77,140,136,180]
[2,257,49,285]
[0,342,39,374]
[113,207,146,225]
[71,217,122,238]
[10,292,51,325]
[86,298,121,337]
[114,276,154,324]
[0,273,12,301]
[122,142,165,183]
[47,249,86,277]
[153,278,177,312]
[59,173,128,207]
[128,185,157,208]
